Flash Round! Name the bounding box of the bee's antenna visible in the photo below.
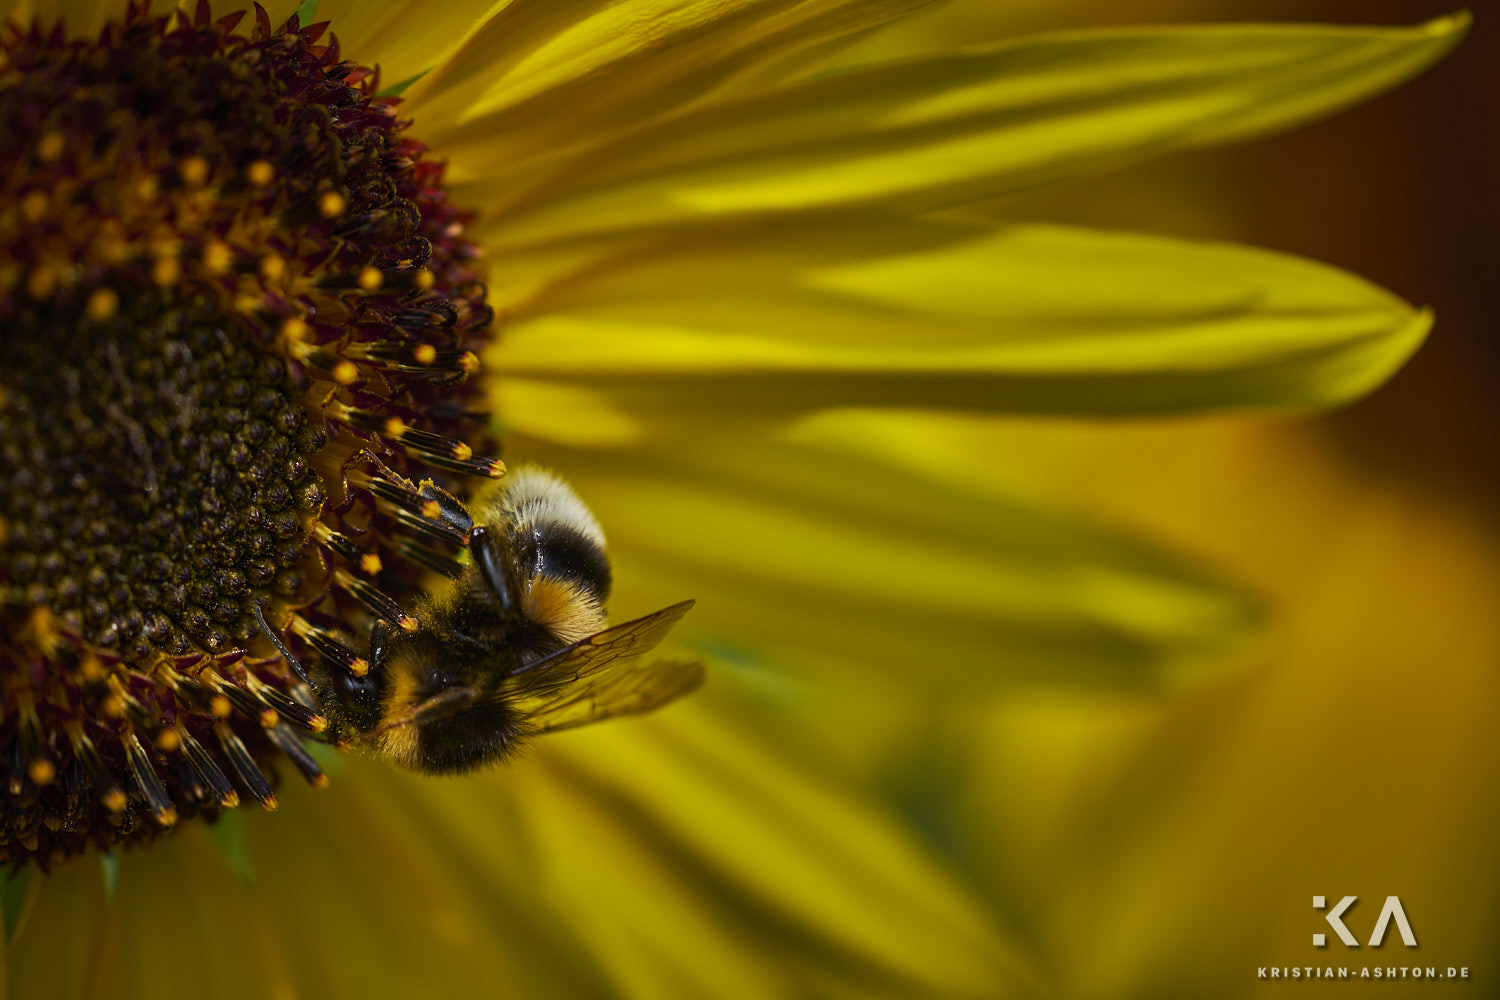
[254,599,314,687]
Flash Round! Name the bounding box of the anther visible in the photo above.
[176,725,238,808]
[216,723,276,810]
[334,568,419,633]
[393,537,470,580]
[121,731,177,827]
[244,672,327,732]
[266,723,330,788]
[64,722,127,813]
[289,615,369,676]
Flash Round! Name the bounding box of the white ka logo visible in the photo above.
[1313,896,1418,947]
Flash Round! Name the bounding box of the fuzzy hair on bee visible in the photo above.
[300,466,701,775]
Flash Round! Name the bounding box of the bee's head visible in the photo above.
[363,618,527,774]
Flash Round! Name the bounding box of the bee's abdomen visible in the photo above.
[525,522,612,603]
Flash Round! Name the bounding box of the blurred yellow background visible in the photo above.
[828,0,1500,996]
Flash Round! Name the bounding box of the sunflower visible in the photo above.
[0,0,1467,995]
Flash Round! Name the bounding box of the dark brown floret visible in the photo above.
[0,1,500,867]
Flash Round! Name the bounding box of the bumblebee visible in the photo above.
[299,466,701,774]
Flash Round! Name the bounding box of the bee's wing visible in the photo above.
[503,599,695,700]
[523,659,705,733]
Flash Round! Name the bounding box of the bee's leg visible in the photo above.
[254,599,314,687]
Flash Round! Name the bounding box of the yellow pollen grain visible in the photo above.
[86,287,119,321]
[102,694,126,718]
[36,131,66,162]
[25,266,57,300]
[415,268,435,291]
[413,344,437,365]
[152,256,181,287]
[20,190,48,222]
[260,254,286,281]
[203,239,233,274]
[332,360,360,385]
[259,709,278,729]
[135,176,158,200]
[318,191,346,218]
[348,657,370,678]
[103,788,128,813]
[210,694,232,718]
[156,807,179,827]
[358,266,383,291]
[459,352,480,376]
[420,499,441,520]
[360,553,382,575]
[156,728,181,753]
[27,759,56,787]
[383,416,406,437]
[453,442,473,461]
[247,160,275,186]
[179,156,210,186]
[312,774,331,789]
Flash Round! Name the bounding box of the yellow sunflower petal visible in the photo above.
[311,0,504,92]
[454,16,1465,244]
[513,703,1045,998]
[490,217,1428,420]
[407,0,931,151]
[502,434,1262,695]
[8,707,1041,998]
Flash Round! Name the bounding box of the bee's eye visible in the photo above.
[334,670,385,731]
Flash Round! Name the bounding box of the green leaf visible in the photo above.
[473,16,1467,245]
[495,216,1428,422]
[294,0,320,27]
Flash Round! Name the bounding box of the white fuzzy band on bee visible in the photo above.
[487,466,606,548]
